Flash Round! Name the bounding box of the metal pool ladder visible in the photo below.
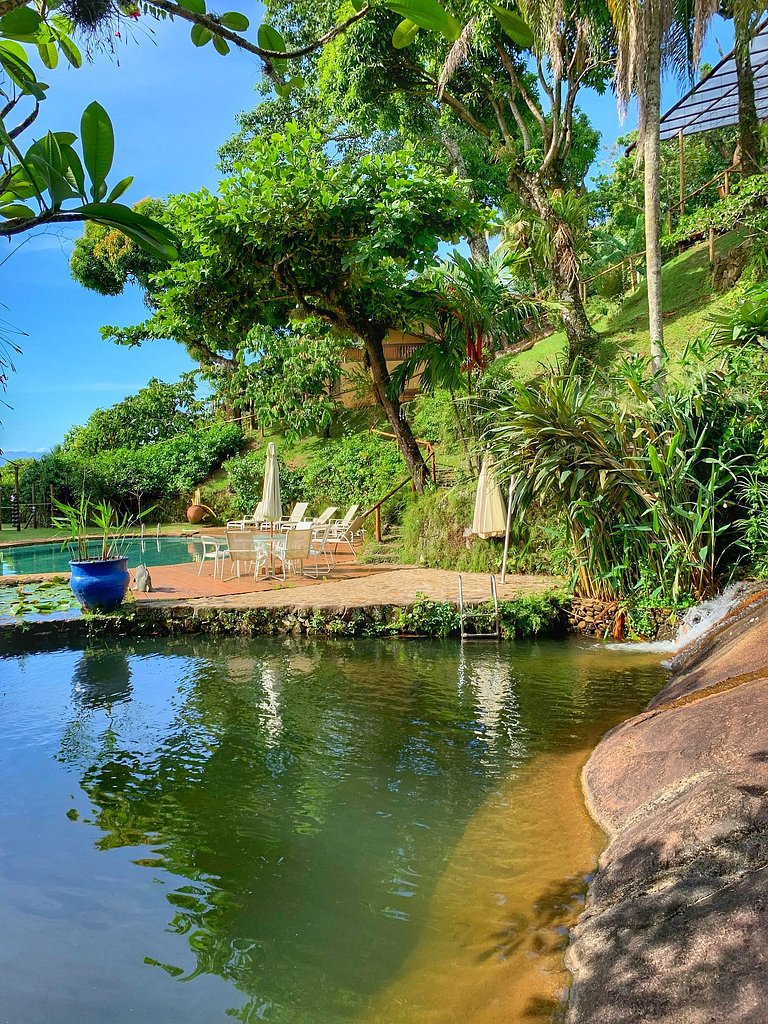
[458,574,501,640]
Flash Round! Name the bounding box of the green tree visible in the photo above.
[103,125,488,488]
[63,374,203,455]
[244,0,608,362]
[204,321,345,439]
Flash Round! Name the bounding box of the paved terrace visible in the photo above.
[135,559,558,611]
[0,531,560,610]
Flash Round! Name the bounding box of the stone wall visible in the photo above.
[565,588,768,1023]
[566,597,675,640]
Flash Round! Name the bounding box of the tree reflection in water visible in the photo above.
[52,637,662,1023]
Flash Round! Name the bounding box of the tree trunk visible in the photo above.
[363,326,428,492]
[550,241,597,365]
[733,6,761,176]
[643,8,665,384]
[521,175,596,365]
[441,133,491,264]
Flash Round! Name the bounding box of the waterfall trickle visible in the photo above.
[605,583,749,658]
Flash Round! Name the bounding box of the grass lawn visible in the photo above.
[499,230,748,380]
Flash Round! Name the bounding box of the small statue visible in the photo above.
[134,564,153,593]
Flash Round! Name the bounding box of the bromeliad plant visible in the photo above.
[52,494,147,562]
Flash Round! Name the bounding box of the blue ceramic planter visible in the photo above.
[69,558,130,612]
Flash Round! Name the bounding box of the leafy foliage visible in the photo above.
[63,375,202,454]
[21,421,243,514]
[482,348,768,603]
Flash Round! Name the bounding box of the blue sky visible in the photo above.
[0,11,734,453]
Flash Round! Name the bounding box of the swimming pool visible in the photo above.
[0,535,205,576]
[0,633,667,1023]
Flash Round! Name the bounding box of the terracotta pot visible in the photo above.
[186,504,206,524]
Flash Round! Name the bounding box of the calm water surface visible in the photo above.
[0,636,666,1023]
[0,536,204,575]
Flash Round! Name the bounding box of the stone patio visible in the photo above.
[136,559,558,611]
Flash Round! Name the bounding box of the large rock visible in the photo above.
[566,594,768,1024]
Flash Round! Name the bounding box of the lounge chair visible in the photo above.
[313,506,338,526]
[279,502,309,529]
[225,530,269,580]
[272,526,313,579]
[329,512,367,554]
[227,501,265,531]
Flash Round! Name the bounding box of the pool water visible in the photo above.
[0,535,204,576]
[0,635,667,1023]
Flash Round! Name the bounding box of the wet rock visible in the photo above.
[567,593,768,1024]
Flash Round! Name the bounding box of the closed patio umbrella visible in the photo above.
[261,442,282,576]
[472,453,507,539]
[261,442,282,524]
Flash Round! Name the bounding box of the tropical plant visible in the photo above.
[481,354,762,603]
[391,247,541,473]
[52,494,146,561]
[708,282,768,349]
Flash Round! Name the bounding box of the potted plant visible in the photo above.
[52,495,145,612]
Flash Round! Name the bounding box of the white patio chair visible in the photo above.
[225,530,269,580]
[278,502,309,530]
[327,505,360,540]
[197,534,229,578]
[272,526,313,580]
[306,524,334,576]
[227,500,266,531]
[329,512,367,555]
[312,506,338,527]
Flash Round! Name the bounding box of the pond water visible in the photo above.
[0,535,204,576]
[0,635,666,1023]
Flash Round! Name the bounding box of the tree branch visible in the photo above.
[495,42,547,135]
[147,0,370,66]
[9,99,39,139]
[0,210,85,237]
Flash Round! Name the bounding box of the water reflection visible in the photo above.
[72,649,133,709]
[2,636,667,1024]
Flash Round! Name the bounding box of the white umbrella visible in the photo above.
[260,442,282,577]
[472,453,507,539]
[261,442,282,523]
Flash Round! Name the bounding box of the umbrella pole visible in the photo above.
[500,476,514,585]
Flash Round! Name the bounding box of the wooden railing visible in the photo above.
[362,476,413,542]
[370,428,437,485]
[578,165,743,302]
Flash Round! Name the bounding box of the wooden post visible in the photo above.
[49,484,54,526]
[724,169,731,196]
[709,224,716,266]
[374,506,382,543]
[678,128,685,217]
[667,207,673,233]
[31,482,36,529]
[13,464,20,532]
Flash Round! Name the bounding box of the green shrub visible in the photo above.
[225,432,407,518]
[399,485,570,575]
[21,422,243,516]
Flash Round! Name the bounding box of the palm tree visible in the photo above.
[392,249,541,475]
[608,0,719,381]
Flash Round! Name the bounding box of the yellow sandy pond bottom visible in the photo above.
[364,748,602,1024]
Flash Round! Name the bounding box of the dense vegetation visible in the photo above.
[6,0,768,616]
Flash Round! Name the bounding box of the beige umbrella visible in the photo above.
[261,442,282,576]
[472,453,507,539]
[261,442,282,523]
